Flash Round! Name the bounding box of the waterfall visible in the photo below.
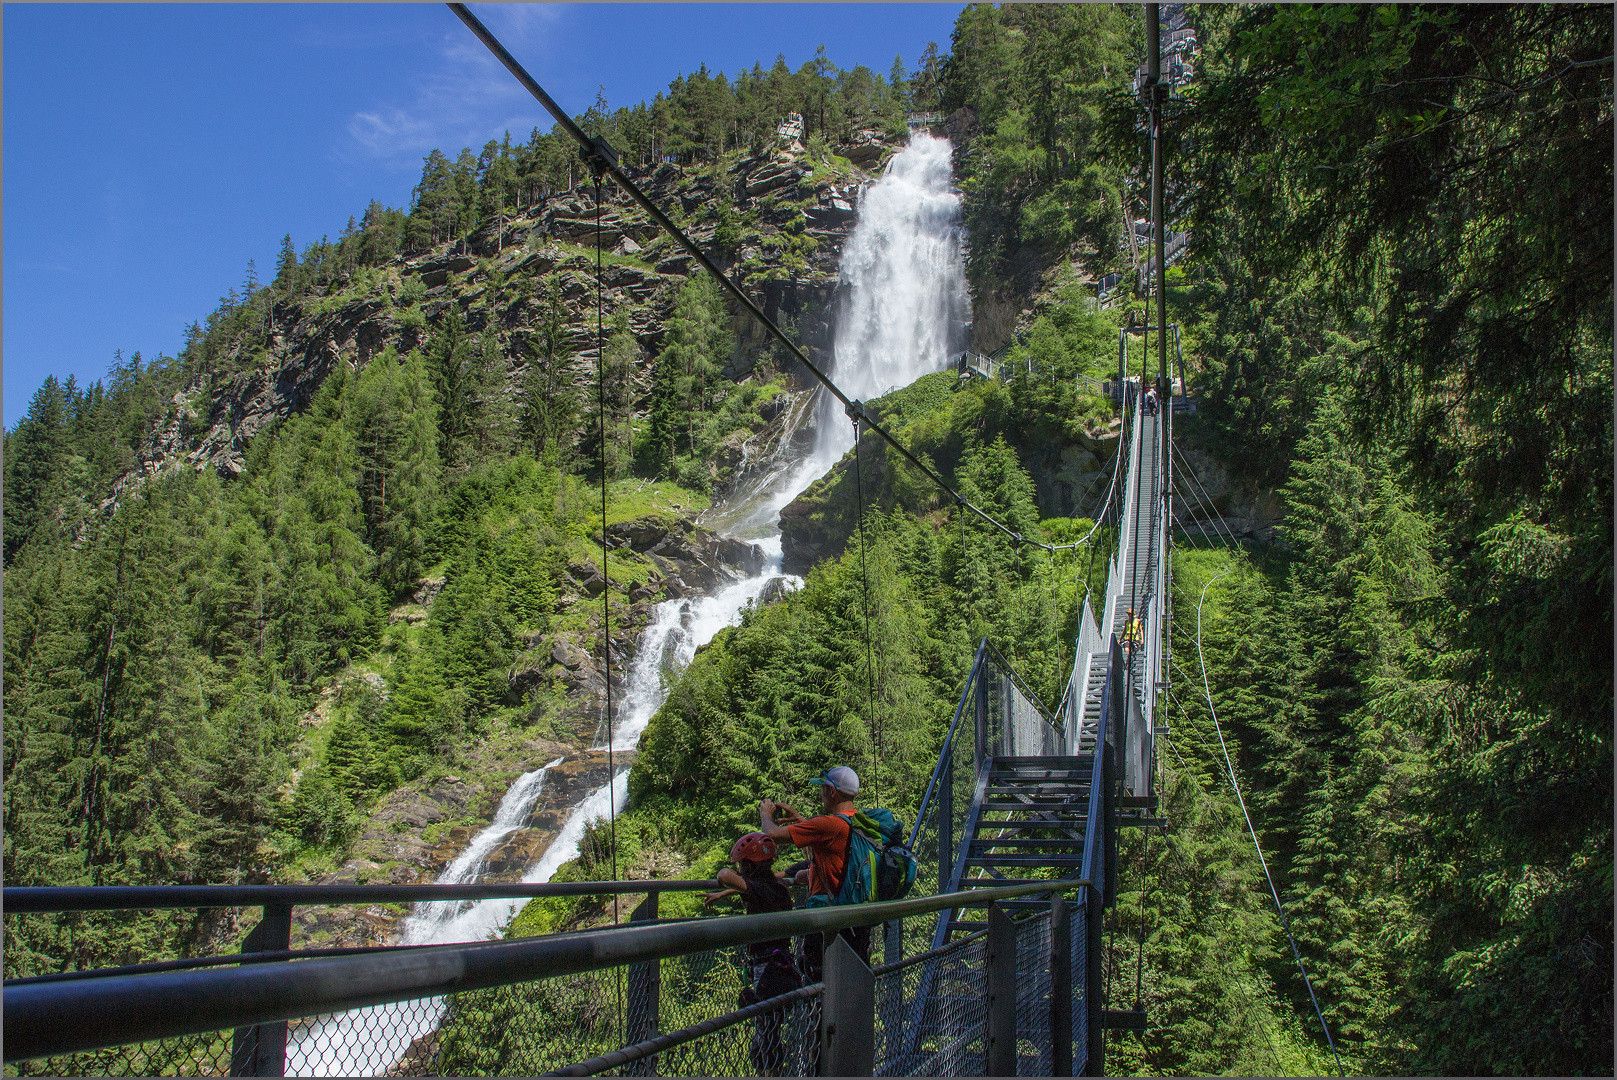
[396,757,564,946]
[803,130,968,479]
[286,130,968,1077]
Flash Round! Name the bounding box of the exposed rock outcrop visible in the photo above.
[102,128,905,511]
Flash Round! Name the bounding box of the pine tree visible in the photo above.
[4,376,70,563]
[427,308,473,466]
[350,349,442,594]
[519,274,578,462]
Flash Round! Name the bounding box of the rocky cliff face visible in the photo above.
[110,127,904,508]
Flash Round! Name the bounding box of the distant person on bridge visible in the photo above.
[1144,386,1159,416]
[760,765,873,980]
[1122,608,1144,661]
[704,832,800,1075]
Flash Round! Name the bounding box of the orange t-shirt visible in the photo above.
[787,812,856,899]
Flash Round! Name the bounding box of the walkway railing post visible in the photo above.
[1051,895,1073,1077]
[1084,886,1105,1076]
[624,893,660,1076]
[820,934,873,1077]
[975,657,989,766]
[229,902,291,1077]
[985,901,1017,1076]
[939,746,954,892]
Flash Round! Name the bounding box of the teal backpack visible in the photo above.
[830,809,919,906]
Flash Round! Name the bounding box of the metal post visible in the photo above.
[1104,738,1119,910]
[821,933,874,1077]
[1084,886,1105,1076]
[1117,329,1126,404]
[624,893,660,1075]
[939,745,955,893]
[1173,324,1185,400]
[230,903,291,1077]
[1051,895,1073,1077]
[985,901,1017,1077]
[975,662,988,768]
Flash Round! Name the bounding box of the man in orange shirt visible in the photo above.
[760,765,873,979]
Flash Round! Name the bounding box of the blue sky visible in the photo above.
[3,3,965,428]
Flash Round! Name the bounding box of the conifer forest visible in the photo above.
[3,4,1611,1076]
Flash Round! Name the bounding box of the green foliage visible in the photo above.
[1167,7,1613,1072]
[942,4,1138,289]
[642,276,735,484]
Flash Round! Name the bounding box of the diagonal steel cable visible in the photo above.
[1193,571,1344,1075]
[446,2,1062,554]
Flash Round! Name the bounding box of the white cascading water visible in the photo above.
[286,130,966,1076]
[799,129,969,484]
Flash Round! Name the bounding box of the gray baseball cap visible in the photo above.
[810,765,860,796]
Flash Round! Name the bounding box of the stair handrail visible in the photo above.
[904,639,989,852]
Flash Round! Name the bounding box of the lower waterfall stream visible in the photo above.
[284,129,965,1076]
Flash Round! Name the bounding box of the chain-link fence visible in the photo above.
[1014,911,1054,1077]
[6,1027,241,1077]
[1072,895,1090,1077]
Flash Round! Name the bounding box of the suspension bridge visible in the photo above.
[0,4,1240,1075]
[4,380,1182,1078]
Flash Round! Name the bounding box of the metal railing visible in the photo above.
[7,879,1093,1077]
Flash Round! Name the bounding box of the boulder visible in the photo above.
[551,640,590,670]
[758,576,799,607]
[607,518,670,553]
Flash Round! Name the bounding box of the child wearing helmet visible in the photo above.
[704,831,801,1076]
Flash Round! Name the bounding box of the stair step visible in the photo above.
[964,854,1087,868]
[956,875,1082,888]
[991,756,1087,768]
[980,800,1088,812]
[986,777,1088,789]
[969,838,1086,851]
[982,789,1090,802]
[989,767,1090,780]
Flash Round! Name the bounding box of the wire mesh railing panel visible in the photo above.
[5,1028,242,1077]
[885,932,989,1077]
[871,919,983,1076]
[286,996,455,1076]
[1072,899,1089,1076]
[653,947,748,1042]
[907,669,981,906]
[1014,912,1054,1077]
[596,993,821,1079]
[982,656,1063,761]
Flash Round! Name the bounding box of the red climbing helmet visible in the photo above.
[730,832,778,865]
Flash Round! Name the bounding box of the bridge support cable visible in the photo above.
[851,414,881,804]
[1169,440,1243,549]
[1169,474,1233,552]
[446,3,1061,558]
[1193,573,1345,1076]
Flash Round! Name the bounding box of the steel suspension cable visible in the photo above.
[1171,440,1242,549]
[851,421,880,803]
[590,172,625,1047]
[1193,571,1344,1076]
[1170,471,1231,552]
[446,2,1061,556]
